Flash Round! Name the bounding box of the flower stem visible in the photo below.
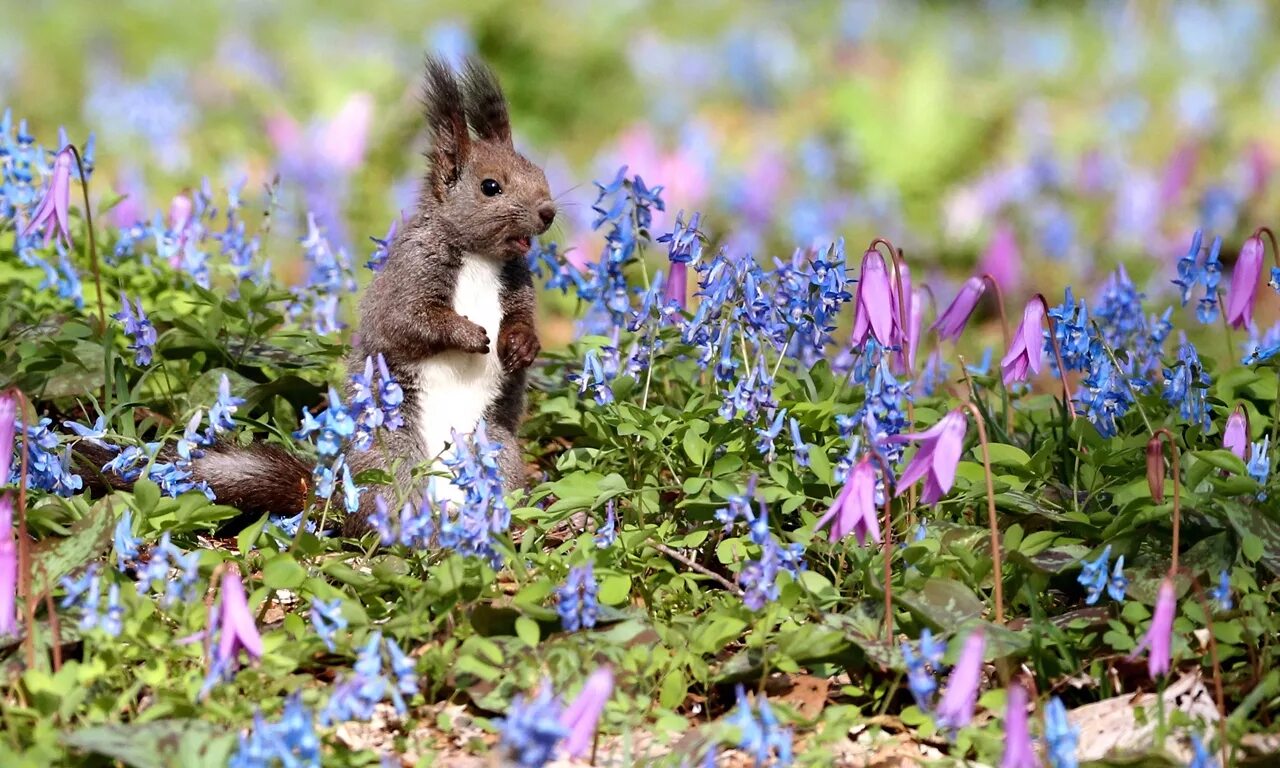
[63,145,105,334]
[1187,577,1230,768]
[1151,428,1182,575]
[1094,325,1154,433]
[982,274,1014,433]
[1034,293,1076,422]
[866,450,897,641]
[962,401,1004,625]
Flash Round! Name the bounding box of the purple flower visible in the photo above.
[935,629,985,730]
[1227,235,1265,330]
[933,276,986,341]
[0,393,15,484]
[890,409,967,505]
[1001,299,1045,385]
[1130,577,1176,679]
[1001,681,1036,768]
[0,495,16,637]
[23,148,75,248]
[558,666,614,759]
[665,261,688,311]
[851,248,896,348]
[1225,407,1249,461]
[815,456,880,546]
[215,568,263,668]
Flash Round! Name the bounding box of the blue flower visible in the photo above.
[497,683,567,768]
[901,629,945,711]
[365,218,397,273]
[557,563,599,632]
[310,598,347,652]
[113,294,157,366]
[1248,435,1271,493]
[726,685,793,767]
[1210,570,1232,611]
[569,348,615,405]
[375,353,403,431]
[63,415,118,453]
[594,502,617,549]
[230,694,321,768]
[113,509,142,572]
[384,637,418,714]
[1174,229,1204,306]
[1044,697,1078,768]
[1189,734,1217,768]
[788,418,810,467]
[755,409,786,459]
[14,417,83,495]
[208,375,245,434]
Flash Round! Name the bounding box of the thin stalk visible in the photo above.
[865,450,897,641]
[650,540,741,595]
[43,575,62,672]
[962,402,1004,625]
[1151,428,1182,575]
[1187,577,1230,768]
[981,275,1014,432]
[1033,293,1076,421]
[1094,327,1154,433]
[62,145,105,333]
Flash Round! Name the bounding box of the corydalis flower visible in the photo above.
[499,682,567,768]
[23,148,75,248]
[1001,298,1045,386]
[113,294,158,366]
[851,248,897,348]
[1001,681,1036,768]
[890,409,967,505]
[815,456,880,546]
[1130,577,1176,679]
[933,276,985,341]
[1227,234,1265,329]
[935,629,985,730]
[559,666,614,759]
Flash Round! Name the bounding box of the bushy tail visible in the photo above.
[75,441,314,518]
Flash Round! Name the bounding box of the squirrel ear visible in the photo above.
[421,56,471,200]
[461,57,513,147]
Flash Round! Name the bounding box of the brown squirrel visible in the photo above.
[157,56,555,534]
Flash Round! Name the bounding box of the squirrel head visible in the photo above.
[419,56,556,260]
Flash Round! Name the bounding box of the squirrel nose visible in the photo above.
[537,202,556,230]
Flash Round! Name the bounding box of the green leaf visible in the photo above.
[659,668,687,709]
[62,720,236,768]
[598,574,632,606]
[132,479,161,517]
[515,616,541,647]
[237,514,270,556]
[682,422,709,466]
[980,443,1031,467]
[897,579,986,631]
[261,554,307,590]
[29,499,113,590]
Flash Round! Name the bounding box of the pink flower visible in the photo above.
[1224,407,1249,461]
[215,569,263,666]
[1130,577,1176,679]
[0,495,16,638]
[890,409,968,505]
[23,148,75,248]
[1226,235,1265,329]
[0,393,15,484]
[558,666,614,758]
[320,92,375,172]
[1000,680,1037,768]
[1001,299,1046,386]
[851,249,897,348]
[980,222,1021,293]
[665,261,688,311]
[933,276,986,341]
[815,457,881,546]
[935,629,985,730]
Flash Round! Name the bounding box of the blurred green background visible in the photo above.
[6,0,1280,343]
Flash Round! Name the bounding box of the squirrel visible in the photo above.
[82,56,554,535]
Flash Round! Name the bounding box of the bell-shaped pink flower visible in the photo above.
[0,392,15,484]
[889,409,968,505]
[665,261,688,311]
[933,276,986,341]
[1226,235,1265,329]
[0,495,16,638]
[216,569,263,666]
[935,629,985,730]
[815,457,881,546]
[1130,577,1176,679]
[1000,680,1037,768]
[851,249,897,349]
[1000,299,1046,386]
[558,665,614,758]
[23,148,75,248]
[1224,407,1249,461]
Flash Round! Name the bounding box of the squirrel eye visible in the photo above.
[481,179,502,197]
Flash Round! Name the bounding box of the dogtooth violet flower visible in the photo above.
[1001,298,1045,386]
[889,409,967,505]
[0,394,14,493]
[558,666,614,759]
[1130,577,1176,679]
[1224,407,1249,460]
[23,147,75,248]
[1001,680,1036,768]
[933,276,985,341]
[1227,233,1265,329]
[203,568,263,696]
[935,629,986,730]
[851,247,897,348]
[0,495,16,637]
[815,455,880,546]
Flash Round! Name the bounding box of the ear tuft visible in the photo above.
[420,56,470,200]
[461,57,513,147]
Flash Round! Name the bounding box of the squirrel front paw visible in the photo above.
[499,323,540,371]
[453,316,491,355]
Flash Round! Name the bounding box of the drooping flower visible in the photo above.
[890,409,967,505]
[113,508,142,572]
[815,456,880,546]
[935,629,985,730]
[1224,407,1249,461]
[23,148,75,248]
[498,682,567,768]
[726,685,793,767]
[1227,234,1265,329]
[1043,696,1079,768]
[113,294,157,366]
[0,495,16,637]
[933,276,986,341]
[1077,545,1112,605]
[1130,577,1176,679]
[1000,680,1036,768]
[0,393,15,487]
[310,598,347,652]
[1108,556,1129,602]
[558,666,614,759]
[851,248,896,349]
[202,568,264,697]
[1001,298,1045,385]
[556,563,598,632]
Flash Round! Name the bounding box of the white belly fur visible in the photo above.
[415,255,504,501]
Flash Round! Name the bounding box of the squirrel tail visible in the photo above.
[75,441,313,518]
